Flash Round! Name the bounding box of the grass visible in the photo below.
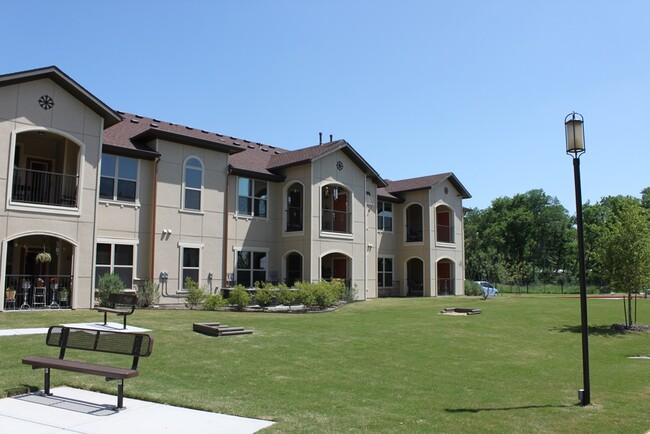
[1,296,649,433]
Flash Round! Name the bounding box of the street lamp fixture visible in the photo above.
[565,111,591,406]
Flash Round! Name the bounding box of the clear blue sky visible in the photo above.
[3,1,649,211]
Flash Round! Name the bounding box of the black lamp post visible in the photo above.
[565,111,591,406]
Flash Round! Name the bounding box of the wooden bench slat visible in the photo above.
[22,356,139,379]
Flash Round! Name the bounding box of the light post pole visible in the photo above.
[565,111,591,406]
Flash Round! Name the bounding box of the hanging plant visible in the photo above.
[35,251,52,263]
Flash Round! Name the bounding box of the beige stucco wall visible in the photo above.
[0,78,104,309]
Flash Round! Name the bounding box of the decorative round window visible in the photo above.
[38,95,55,110]
[444,187,449,195]
[336,161,344,171]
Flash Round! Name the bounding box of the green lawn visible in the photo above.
[1,296,649,433]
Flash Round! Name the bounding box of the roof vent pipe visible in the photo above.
[330,134,333,142]
[319,132,322,145]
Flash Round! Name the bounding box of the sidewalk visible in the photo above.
[0,387,274,433]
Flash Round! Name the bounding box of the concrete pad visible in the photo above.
[0,387,274,433]
[0,323,150,337]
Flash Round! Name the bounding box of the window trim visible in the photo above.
[94,238,139,291]
[236,177,268,219]
[378,255,395,288]
[99,153,140,205]
[284,181,304,234]
[377,200,393,232]
[182,156,204,212]
[404,202,424,245]
[435,205,455,245]
[233,246,269,288]
[320,183,352,237]
[178,242,203,292]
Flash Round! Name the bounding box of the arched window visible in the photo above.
[183,157,203,211]
[285,252,302,286]
[436,205,454,243]
[286,183,303,232]
[322,184,350,234]
[405,204,423,242]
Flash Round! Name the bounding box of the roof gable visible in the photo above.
[0,66,122,127]
[379,173,471,200]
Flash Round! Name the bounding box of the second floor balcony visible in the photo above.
[12,167,78,208]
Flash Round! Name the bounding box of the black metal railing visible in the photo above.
[437,278,455,295]
[12,167,78,207]
[406,226,423,242]
[321,209,351,233]
[4,274,72,309]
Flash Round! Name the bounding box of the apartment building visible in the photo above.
[0,66,470,311]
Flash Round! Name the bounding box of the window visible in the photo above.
[181,246,200,288]
[100,154,137,202]
[286,183,303,231]
[406,204,423,242]
[322,184,350,233]
[183,157,203,211]
[285,252,302,286]
[238,178,267,217]
[378,201,393,231]
[236,250,267,287]
[95,243,134,288]
[378,257,393,288]
[436,207,454,243]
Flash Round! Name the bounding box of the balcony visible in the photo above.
[12,167,78,208]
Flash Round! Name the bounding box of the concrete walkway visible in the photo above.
[0,387,274,433]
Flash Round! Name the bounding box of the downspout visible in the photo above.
[150,156,160,288]
[363,175,368,301]
[222,167,231,291]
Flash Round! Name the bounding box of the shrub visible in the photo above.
[204,294,228,311]
[277,284,296,306]
[465,280,481,296]
[184,277,207,310]
[138,280,160,307]
[229,285,252,311]
[96,273,125,307]
[295,286,316,307]
[312,280,340,308]
[255,287,275,307]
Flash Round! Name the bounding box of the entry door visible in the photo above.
[332,258,347,280]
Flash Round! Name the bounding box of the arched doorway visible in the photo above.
[321,252,350,285]
[406,258,424,296]
[285,252,303,286]
[437,259,455,295]
[4,234,74,309]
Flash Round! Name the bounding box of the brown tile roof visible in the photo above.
[378,173,471,200]
[103,112,246,159]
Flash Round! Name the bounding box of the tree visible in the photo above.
[588,196,650,327]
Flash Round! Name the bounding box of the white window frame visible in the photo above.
[237,177,268,218]
[378,201,393,232]
[95,238,139,290]
[178,242,203,291]
[99,153,140,204]
[234,247,269,288]
[182,156,204,212]
[378,256,395,288]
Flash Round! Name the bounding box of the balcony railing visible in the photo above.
[321,209,351,234]
[437,278,455,295]
[5,274,72,309]
[12,167,78,207]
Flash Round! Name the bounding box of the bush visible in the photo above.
[464,280,481,296]
[204,293,228,311]
[137,280,160,307]
[229,285,252,311]
[184,277,207,310]
[96,273,125,307]
[255,287,275,307]
[295,286,316,307]
[277,284,296,306]
[312,280,340,308]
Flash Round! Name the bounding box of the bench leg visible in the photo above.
[103,311,108,326]
[44,368,52,396]
[117,379,124,409]
[123,315,127,330]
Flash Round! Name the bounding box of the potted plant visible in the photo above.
[58,287,69,303]
[35,251,52,264]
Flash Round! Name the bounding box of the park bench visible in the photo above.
[97,293,139,329]
[22,325,154,409]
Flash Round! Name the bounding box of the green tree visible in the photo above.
[588,196,650,327]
